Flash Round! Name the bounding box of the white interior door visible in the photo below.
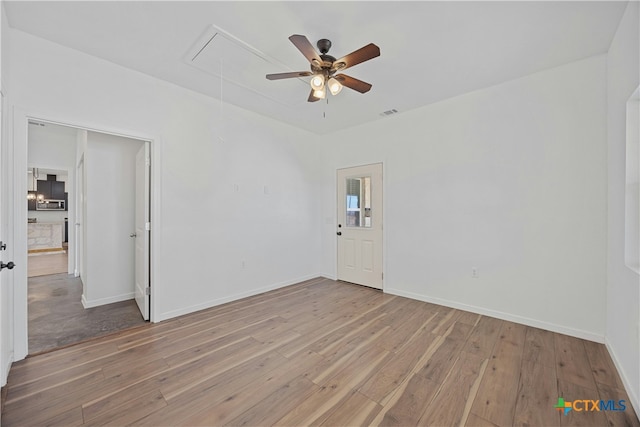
[134,142,150,320]
[337,163,383,289]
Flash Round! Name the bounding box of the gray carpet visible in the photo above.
[28,273,147,354]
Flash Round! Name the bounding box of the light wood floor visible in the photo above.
[27,251,68,277]
[2,278,638,426]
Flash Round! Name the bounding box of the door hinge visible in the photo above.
[145,157,151,167]
[145,222,151,231]
[145,287,151,296]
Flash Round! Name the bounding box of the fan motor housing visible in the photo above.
[317,38,332,54]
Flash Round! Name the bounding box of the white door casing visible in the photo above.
[134,142,150,320]
[337,163,383,289]
[75,156,84,279]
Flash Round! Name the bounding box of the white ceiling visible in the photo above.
[4,1,629,135]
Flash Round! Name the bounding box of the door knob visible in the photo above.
[130,233,137,238]
[0,241,6,251]
[336,232,342,236]
[0,261,15,271]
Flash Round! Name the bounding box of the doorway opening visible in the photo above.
[26,120,151,354]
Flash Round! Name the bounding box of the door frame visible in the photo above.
[10,106,162,360]
[335,162,385,290]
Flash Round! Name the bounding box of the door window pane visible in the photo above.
[345,176,371,227]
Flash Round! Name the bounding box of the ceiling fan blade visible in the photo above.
[289,34,323,67]
[334,74,372,94]
[266,71,313,80]
[307,89,321,102]
[332,43,380,71]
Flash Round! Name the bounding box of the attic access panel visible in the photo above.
[187,25,309,107]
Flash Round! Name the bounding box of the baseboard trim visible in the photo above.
[158,273,321,322]
[81,292,135,309]
[1,351,14,388]
[605,339,640,419]
[385,287,605,343]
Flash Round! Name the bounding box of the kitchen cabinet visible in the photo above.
[52,181,65,200]
[37,180,65,200]
[27,192,37,211]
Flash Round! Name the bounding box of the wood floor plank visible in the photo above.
[462,315,503,358]
[418,336,467,384]
[470,322,527,426]
[417,351,488,426]
[1,278,636,427]
[522,326,556,368]
[513,359,561,427]
[39,405,85,427]
[224,375,318,427]
[376,374,440,426]
[2,370,105,426]
[555,333,598,390]
[376,310,438,354]
[180,347,335,426]
[596,382,640,427]
[464,412,499,426]
[431,308,463,336]
[274,345,392,426]
[359,323,438,404]
[310,336,394,387]
[320,391,382,427]
[583,340,626,391]
[457,310,481,326]
[160,331,299,401]
[134,351,291,426]
[82,389,167,426]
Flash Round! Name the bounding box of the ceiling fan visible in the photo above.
[266,35,380,102]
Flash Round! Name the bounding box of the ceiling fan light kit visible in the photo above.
[310,74,325,90]
[266,35,380,102]
[328,77,343,95]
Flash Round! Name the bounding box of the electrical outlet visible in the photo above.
[472,267,478,278]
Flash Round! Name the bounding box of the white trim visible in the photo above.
[157,273,320,322]
[81,292,135,309]
[11,106,162,360]
[605,339,640,419]
[1,351,13,387]
[385,287,605,343]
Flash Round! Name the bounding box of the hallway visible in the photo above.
[28,273,146,354]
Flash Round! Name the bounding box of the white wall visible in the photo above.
[8,28,322,326]
[606,0,640,415]
[320,55,608,342]
[81,131,142,307]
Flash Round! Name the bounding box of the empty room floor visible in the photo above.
[28,273,147,354]
[3,278,639,426]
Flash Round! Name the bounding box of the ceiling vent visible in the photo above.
[380,109,399,117]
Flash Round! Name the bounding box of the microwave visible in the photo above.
[36,200,65,211]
